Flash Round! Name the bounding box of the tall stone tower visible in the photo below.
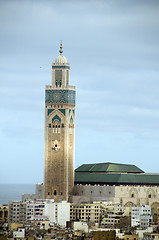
[44,43,76,201]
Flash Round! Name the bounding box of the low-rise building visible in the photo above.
[70,201,127,227]
[124,234,138,240]
[101,203,124,227]
[73,221,88,233]
[144,232,159,240]
[9,201,27,224]
[135,227,153,239]
[26,200,45,221]
[9,199,70,227]
[92,230,116,240]
[0,204,8,223]
[131,205,152,228]
[70,202,103,225]
[13,228,25,239]
[54,201,70,227]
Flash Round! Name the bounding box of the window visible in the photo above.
[54,190,57,196]
[69,127,73,134]
[58,125,61,133]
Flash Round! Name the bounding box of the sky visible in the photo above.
[0,0,159,184]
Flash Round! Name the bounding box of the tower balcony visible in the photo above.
[45,85,75,90]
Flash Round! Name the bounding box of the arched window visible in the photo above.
[55,125,57,133]
[58,125,61,133]
[52,119,61,134]
[54,190,57,196]
[55,80,58,87]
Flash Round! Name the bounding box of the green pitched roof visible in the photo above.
[75,172,159,185]
[74,163,159,185]
[75,162,144,174]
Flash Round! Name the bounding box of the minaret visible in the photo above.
[44,43,76,201]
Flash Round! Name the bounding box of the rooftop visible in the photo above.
[75,162,144,174]
[74,162,159,185]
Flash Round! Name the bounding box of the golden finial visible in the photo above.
[59,41,63,55]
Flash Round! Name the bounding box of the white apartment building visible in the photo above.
[54,201,70,227]
[131,205,152,228]
[9,200,70,227]
[26,200,46,221]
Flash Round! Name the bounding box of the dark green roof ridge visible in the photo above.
[75,162,144,173]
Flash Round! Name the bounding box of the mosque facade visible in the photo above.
[72,162,159,208]
[44,43,76,201]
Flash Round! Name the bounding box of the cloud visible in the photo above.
[0,0,159,183]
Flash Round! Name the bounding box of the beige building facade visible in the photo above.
[70,202,103,225]
[44,43,75,201]
[115,185,159,207]
[73,184,159,207]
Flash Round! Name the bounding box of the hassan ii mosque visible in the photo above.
[44,43,159,209]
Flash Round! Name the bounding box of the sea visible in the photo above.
[0,184,35,205]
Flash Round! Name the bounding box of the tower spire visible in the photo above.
[59,41,63,55]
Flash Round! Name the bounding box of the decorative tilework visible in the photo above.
[69,109,75,115]
[48,109,55,115]
[52,115,61,123]
[59,109,65,115]
[70,116,73,124]
[45,90,75,105]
